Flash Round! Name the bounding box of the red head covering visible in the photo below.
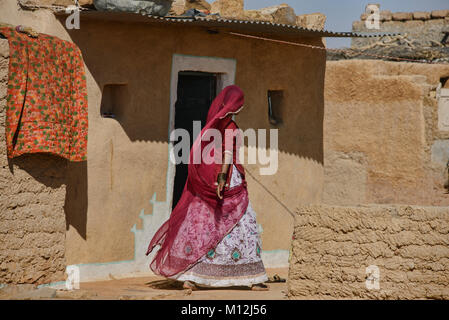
[146,85,249,277]
[206,85,244,124]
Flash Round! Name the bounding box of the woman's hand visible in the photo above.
[216,152,231,200]
[216,180,225,199]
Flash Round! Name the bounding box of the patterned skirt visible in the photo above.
[171,166,268,287]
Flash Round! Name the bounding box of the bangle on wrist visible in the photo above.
[217,172,227,183]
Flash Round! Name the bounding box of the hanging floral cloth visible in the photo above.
[0,26,88,161]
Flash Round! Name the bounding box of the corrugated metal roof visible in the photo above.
[55,10,398,38]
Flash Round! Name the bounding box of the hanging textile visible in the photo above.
[0,26,88,161]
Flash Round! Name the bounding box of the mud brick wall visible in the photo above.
[0,38,67,285]
[289,205,449,299]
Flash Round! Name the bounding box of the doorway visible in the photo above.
[172,71,217,209]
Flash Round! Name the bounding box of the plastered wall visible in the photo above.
[324,60,449,206]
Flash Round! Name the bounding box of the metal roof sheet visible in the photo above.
[55,10,398,38]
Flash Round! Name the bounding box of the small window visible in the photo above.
[100,83,129,119]
[267,90,283,125]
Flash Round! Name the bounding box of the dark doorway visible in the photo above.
[172,71,217,209]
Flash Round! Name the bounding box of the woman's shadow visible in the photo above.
[145,279,251,291]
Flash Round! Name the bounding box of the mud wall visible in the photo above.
[289,205,449,299]
[0,0,325,282]
[0,39,67,285]
[324,60,449,206]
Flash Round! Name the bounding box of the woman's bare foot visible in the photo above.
[251,283,269,291]
[183,281,198,291]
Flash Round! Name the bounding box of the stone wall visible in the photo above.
[324,59,449,206]
[352,9,449,48]
[18,0,92,7]
[0,39,67,285]
[171,0,326,30]
[288,205,449,299]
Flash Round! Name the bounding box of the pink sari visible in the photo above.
[146,85,249,277]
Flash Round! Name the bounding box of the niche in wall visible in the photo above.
[100,83,129,120]
[267,90,284,126]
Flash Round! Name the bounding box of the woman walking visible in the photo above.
[146,85,268,291]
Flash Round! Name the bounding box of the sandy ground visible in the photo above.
[55,268,289,300]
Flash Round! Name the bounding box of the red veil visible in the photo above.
[146,85,249,277]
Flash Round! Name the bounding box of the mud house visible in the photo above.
[0,0,386,285]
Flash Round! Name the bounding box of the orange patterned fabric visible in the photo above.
[0,27,88,161]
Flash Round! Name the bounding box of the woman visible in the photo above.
[146,85,268,291]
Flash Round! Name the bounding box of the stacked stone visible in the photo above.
[18,0,93,6]
[18,0,328,30]
[359,9,449,22]
[352,9,449,49]
[171,0,327,30]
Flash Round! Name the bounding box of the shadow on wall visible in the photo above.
[7,153,88,239]
[63,21,170,144]
[64,160,88,239]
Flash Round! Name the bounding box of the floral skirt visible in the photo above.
[171,166,268,287]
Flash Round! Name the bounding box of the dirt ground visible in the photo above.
[1,268,289,300]
[65,268,288,300]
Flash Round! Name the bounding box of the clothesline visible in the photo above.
[228,31,442,64]
[244,168,296,219]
